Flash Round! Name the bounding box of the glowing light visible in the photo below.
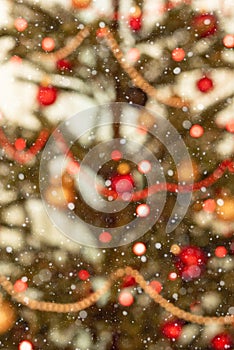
[14,280,28,293]
[136,204,150,217]
[15,138,26,151]
[168,272,177,281]
[42,37,55,52]
[215,246,227,258]
[111,150,122,161]
[132,242,146,256]
[189,124,204,138]
[223,34,234,48]
[14,18,28,32]
[138,160,152,174]
[118,290,134,306]
[78,270,90,280]
[19,340,33,350]
[171,48,185,62]
[99,231,112,243]
[203,199,216,213]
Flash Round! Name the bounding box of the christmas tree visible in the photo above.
[0,0,234,349]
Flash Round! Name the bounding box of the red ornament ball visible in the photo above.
[172,48,185,62]
[41,37,55,52]
[78,269,90,280]
[161,320,182,340]
[223,34,234,49]
[179,246,207,266]
[189,124,204,138]
[118,290,134,306]
[56,59,72,71]
[175,246,207,281]
[197,76,214,93]
[192,13,218,38]
[110,174,134,195]
[129,15,142,31]
[211,333,233,350]
[122,275,136,288]
[14,18,28,32]
[14,279,28,293]
[37,85,57,106]
[15,138,26,151]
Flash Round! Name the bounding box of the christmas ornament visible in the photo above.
[223,34,234,48]
[149,280,162,293]
[196,76,214,93]
[189,124,204,138]
[78,270,90,280]
[171,48,185,62]
[161,320,182,340]
[175,246,207,280]
[203,199,216,213]
[110,173,134,195]
[211,333,233,350]
[72,0,92,9]
[214,246,227,258]
[121,275,136,288]
[56,59,72,71]
[216,197,234,221]
[14,279,28,293]
[0,300,16,334]
[117,162,131,175]
[99,231,112,243]
[192,13,218,38]
[118,290,134,306]
[14,138,26,151]
[37,85,57,106]
[41,37,55,52]
[129,15,142,31]
[14,17,28,32]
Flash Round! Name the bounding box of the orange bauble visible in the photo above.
[216,197,234,221]
[0,300,16,334]
[72,0,91,9]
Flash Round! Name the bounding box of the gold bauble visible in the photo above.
[0,300,15,334]
[117,163,131,175]
[216,197,234,221]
